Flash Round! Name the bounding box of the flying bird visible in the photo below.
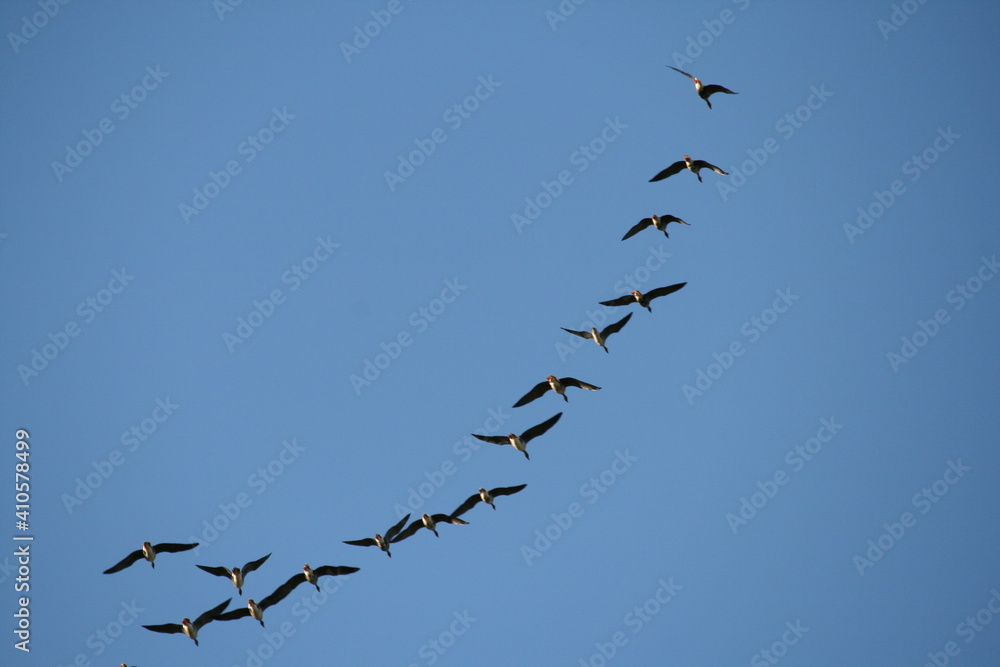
[650,155,728,183]
[103,541,199,574]
[562,313,633,353]
[667,66,738,109]
[599,283,687,313]
[286,564,360,593]
[513,376,600,407]
[343,514,411,558]
[472,413,563,460]
[392,513,469,541]
[142,598,231,646]
[196,553,271,595]
[622,214,689,240]
[451,484,528,518]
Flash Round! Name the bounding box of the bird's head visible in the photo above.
[478,488,487,495]
[631,290,642,298]
[546,375,557,382]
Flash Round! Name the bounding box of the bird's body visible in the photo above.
[393,513,469,541]
[562,313,632,353]
[600,283,687,313]
[196,553,271,595]
[343,514,411,557]
[622,213,689,240]
[451,484,528,518]
[104,541,199,574]
[513,376,600,407]
[472,413,563,460]
[650,155,728,183]
[142,598,231,646]
[667,66,738,109]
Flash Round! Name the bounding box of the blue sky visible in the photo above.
[2,1,999,665]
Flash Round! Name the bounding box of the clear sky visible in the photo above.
[2,1,999,665]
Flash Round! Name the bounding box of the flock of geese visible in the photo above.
[101,65,737,658]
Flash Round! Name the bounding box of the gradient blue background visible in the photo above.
[2,2,999,665]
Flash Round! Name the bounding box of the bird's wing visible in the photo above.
[216,607,251,622]
[259,573,306,609]
[601,312,633,338]
[667,66,695,80]
[513,381,550,407]
[385,513,412,542]
[343,538,377,547]
[195,564,230,578]
[649,161,685,182]
[562,377,601,391]
[702,84,737,96]
[622,218,652,240]
[242,553,272,574]
[155,542,199,554]
[691,160,727,175]
[472,433,509,445]
[521,412,563,443]
[561,327,590,339]
[490,483,528,498]
[391,518,425,542]
[194,598,232,628]
[661,215,688,225]
[314,565,360,578]
[104,549,144,574]
[451,493,482,519]
[645,282,687,301]
[142,623,183,635]
[430,514,468,526]
[599,295,633,308]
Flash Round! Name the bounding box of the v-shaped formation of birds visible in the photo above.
[102,66,737,656]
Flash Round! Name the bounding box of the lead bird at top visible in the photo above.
[667,66,738,109]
